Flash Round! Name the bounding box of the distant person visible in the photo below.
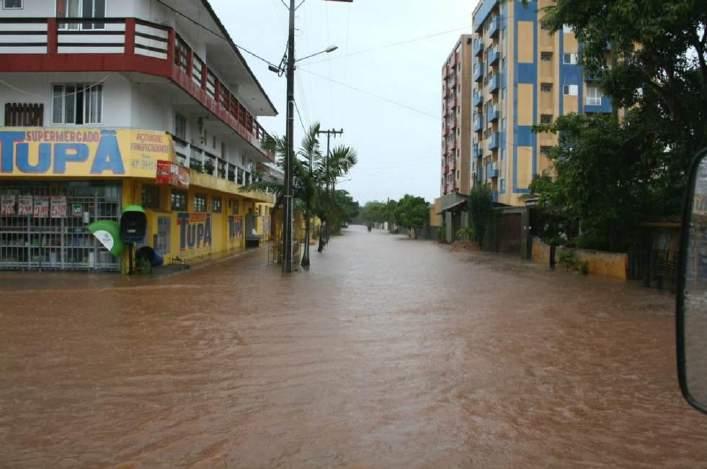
[367,223,373,232]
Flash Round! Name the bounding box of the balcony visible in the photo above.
[487,74,499,94]
[488,132,500,150]
[487,46,500,65]
[488,105,499,122]
[171,135,273,202]
[488,16,500,37]
[473,91,483,107]
[0,17,273,161]
[473,40,484,57]
[473,115,483,132]
[473,63,483,82]
[473,144,482,159]
[487,162,499,179]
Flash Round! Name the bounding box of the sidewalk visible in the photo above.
[0,244,267,292]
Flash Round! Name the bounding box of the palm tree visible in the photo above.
[250,122,357,266]
[315,145,358,253]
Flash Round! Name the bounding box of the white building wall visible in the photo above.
[0,72,132,128]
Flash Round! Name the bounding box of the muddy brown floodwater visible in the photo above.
[1,226,707,468]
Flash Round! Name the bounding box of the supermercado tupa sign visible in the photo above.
[0,128,175,178]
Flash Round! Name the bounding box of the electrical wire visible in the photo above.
[154,0,281,69]
[305,26,469,66]
[297,68,439,120]
[293,99,308,134]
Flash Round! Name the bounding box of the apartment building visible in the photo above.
[440,34,473,197]
[471,0,612,206]
[0,0,278,272]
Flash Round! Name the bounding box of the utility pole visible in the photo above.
[282,0,296,273]
[279,0,352,272]
[313,128,343,252]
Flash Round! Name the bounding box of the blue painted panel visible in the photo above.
[517,64,536,83]
[473,0,500,32]
[516,126,534,146]
[515,0,537,21]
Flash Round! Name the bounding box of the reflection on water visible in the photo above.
[1,226,706,468]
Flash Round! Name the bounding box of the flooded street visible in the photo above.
[1,225,706,468]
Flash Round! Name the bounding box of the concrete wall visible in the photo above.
[531,237,628,280]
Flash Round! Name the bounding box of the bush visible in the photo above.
[456,227,474,241]
[559,249,590,275]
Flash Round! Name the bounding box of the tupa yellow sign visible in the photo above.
[0,128,176,178]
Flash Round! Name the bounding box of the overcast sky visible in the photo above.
[211,0,477,204]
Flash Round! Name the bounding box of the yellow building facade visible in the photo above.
[0,127,273,273]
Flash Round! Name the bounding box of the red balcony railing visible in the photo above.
[0,17,273,160]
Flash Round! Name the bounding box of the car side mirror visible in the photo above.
[677,148,707,414]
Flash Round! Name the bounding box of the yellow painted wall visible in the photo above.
[563,95,579,114]
[563,32,578,53]
[518,84,534,126]
[121,179,265,272]
[517,146,533,190]
[517,22,534,63]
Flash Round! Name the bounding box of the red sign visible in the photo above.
[156,160,190,189]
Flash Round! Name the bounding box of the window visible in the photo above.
[540,114,553,124]
[541,83,553,92]
[3,0,23,9]
[171,190,187,211]
[563,53,578,65]
[212,197,222,213]
[563,24,573,33]
[541,52,553,62]
[586,85,602,106]
[5,103,43,126]
[229,199,240,215]
[141,185,161,210]
[175,114,187,140]
[52,83,103,124]
[57,0,106,30]
[193,194,208,213]
[563,84,579,96]
[540,146,553,157]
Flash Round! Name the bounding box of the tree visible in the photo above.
[468,184,494,247]
[393,195,429,238]
[542,0,707,213]
[254,122,357,265]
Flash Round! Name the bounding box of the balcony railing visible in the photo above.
[488,16,500,37]
[487,46,499,65]
[0,17,272,160]
[171,134,258,188]
[488,132,499,150]
[473,91,483,107]
[488,105,499,122]
[473,115,482,132]
[473,145,482,159]
[487,162,499,179]
[473,63,483,82]
[473,40,483,57]
[488,74,499,94]
[586,96,602,106]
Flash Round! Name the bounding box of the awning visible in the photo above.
[437,193,468,214]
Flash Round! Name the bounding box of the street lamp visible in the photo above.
[275,0,352,274]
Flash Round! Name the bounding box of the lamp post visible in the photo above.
[276,0,352,273]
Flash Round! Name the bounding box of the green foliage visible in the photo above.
[558,249,590,275]
[456,227,475,241]
[360,201,394,225]
[535,0,707,247]
[393,195,430,230]
[558,249,578,271]
[469,185,494,246]
[531,112,667,251]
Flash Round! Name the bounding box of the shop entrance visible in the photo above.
[0,182,122,272]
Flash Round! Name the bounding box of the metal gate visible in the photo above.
[0,182,122,272]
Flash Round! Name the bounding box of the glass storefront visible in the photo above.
[0,182,122,271]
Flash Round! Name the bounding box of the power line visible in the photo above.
[305,26,469,66]
[297,68,439,120]
[155,0,280,69]
[293,99,307,134]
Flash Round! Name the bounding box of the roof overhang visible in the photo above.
[163,0,278,117]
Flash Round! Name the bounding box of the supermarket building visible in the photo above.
[0,0,279,273]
